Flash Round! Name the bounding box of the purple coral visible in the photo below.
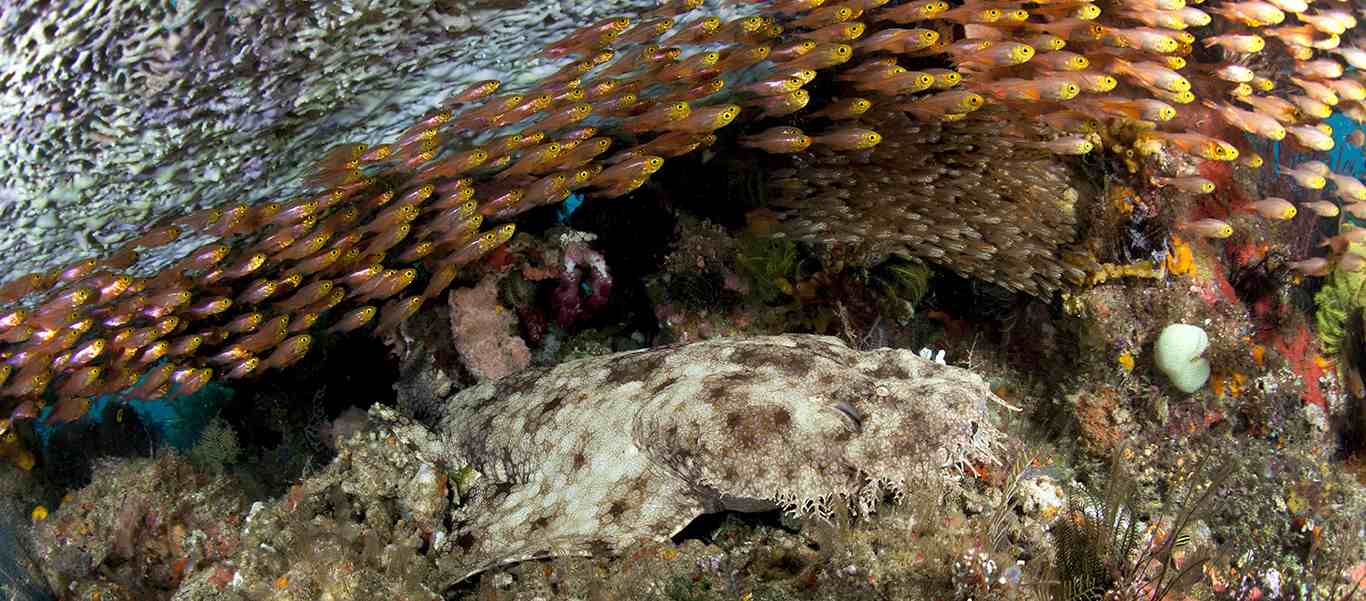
[552,242,613,328]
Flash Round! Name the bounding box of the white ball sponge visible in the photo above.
[1155,324,1211,393]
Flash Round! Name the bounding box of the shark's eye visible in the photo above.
[831,402,864,433]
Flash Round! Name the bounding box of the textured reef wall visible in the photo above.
[0,0,652,276]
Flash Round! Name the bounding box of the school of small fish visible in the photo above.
[1,0,1364,424]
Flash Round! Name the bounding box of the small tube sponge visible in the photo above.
[1154,324,1211,393]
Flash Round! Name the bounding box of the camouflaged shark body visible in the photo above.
[437,334,1004,580]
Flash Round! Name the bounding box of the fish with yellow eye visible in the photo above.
[135,340,171,365]
[54,257,98,284]
[179,295,231,321]
[979,78,1080,102]
[303,288,346,315]
[1111,59,1189,92]
[614,131,702,161]
[263,334,312,370]
[122,225,184,251]
[937,4,1003,23]
[493,93,556,128]
[1053,71,1117,93]
[536,102,594,131]
[375,296,425,335]
[496,142,564,179]
[595,155,666,189]
[236,278,280,306]
[0,308,27,333]
[923,68,960,89]
[413,148,490,183]
[126,363,175,399]
[441,79,501,108]
[742,75,805,97]
[1152,176,1217,194]
[167,334,204,357]
[448,225,518,267]
[898,90,984,120]
[46,395,93,424]
[397,240,436,263]
[330,306,378,333]
[287,247,345,277]
[752,89,812,117]
[0,273,52,304]
[1149,88,1193,105]
[1106,27,1179,52]
[1032,51,1089,71]
[618,17,674,45]
[1022,33,1066,51]
[1145,132,1239,160]
[808,97,873,120]
[236,316,290,354]
[1,365,50,398]
[373,194,425,230]
[356,268,418,303]
[810,128,882,151]
[856,27,938,53]
[1203,33,1265,52]
[1179,218,1234,239]
[881,0,949,22]
[1246,198,1297,220]
[273,280,334,312]
[623,101,693,133]
[956,41,1035,67]
[543,16,631,59]
[222,311,264,335]
[770,40,817,63]
[174,242,231,273]
[790,4,857,29]
[359,223,413,258]
[717,45,772,71]
[555,137,613,169]
[171,367,213,397]
[777,42,854,70]
[1202,101,1286,141]
[1285,125,1335,151]
[54,366,102,398]
[423,202,482,238]
[224,356,261,380]
[663,15,721,45]
[664,104,741,133]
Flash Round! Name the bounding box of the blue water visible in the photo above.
[32,376,232,454]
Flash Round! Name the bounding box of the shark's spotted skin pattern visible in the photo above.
[438,334,1004,579]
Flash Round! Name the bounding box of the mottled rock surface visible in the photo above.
[0,0,654,276]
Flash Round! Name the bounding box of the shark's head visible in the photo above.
[661,335,1005,520]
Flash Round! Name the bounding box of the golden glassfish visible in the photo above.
[1179,218,1234,238]
[375,296,424,334]
[1247,198,1297,220]
[810,128,882,150]
[1152,176,1217,193]
[1203,34,1265,52]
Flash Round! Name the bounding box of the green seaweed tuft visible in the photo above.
[1314,252,1366,356]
